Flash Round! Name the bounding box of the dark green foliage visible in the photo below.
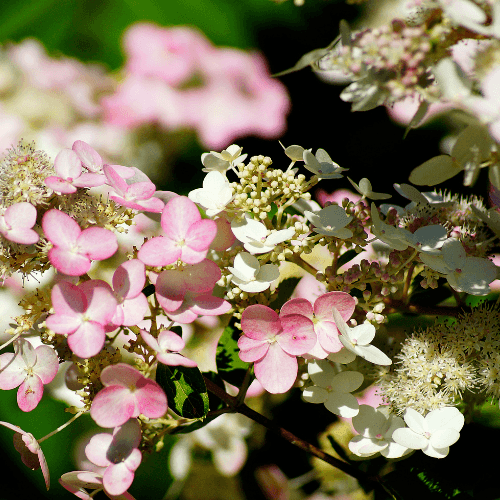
[215,317,251,387]
[156,363,209,419]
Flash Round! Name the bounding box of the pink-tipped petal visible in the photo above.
[33,345,59,384]
[137,236,181,267]
[48,247,91,276]
[161,196,200,241]
[44,176,78,194]
[113,260,146,299]
[72,172,106,188]
[155,269,187,312]
[185,219,217,251]
[157,331,185,352]
[101,363,144,387]
[278,315,316,355]
[314,292,356,321]
[77,227,118,261]
[241,305,281,340]
[91,385,138,428]
[73,141,103,172]
[68,322,106,358]
[127,181,156,201]
[254,343,298,394]
[135,379,167,419]
[0,352,26,389]
[42,209,81,249]
[5,202,38,229]
[51,281,87,315]
[184,259,221,293]
[80,280,117,325]
[280,298,314,319]
[103,462,136,496]
[17,375,44,412]
[104,164,129,195]
[238,336,269,362]
[120,295,149,326]
[54,148,82,179]
[315,322,343,353]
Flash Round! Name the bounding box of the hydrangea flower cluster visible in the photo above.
[1,2,500,498]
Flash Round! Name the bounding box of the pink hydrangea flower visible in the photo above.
[280,292,356,359]
[0,202,39,245]
[104,165,164,213]
[46,280,118,358]
[0,338,58,412]
[60,471,136,500]
[44,148,105,194]
[154,258,221,313]
[163,291,232,324]
[238,305,316,394]
[0,421,50,490]
[182,48,290,149]
[42,209,118,276]
[85,419,142,496]
[72,140,104,173]
[108,259,149,328]
[123,23,211,86]
[90,363,167,428]
[138,196,217,266]
[141,329,197,367]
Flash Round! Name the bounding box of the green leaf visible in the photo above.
[216,318,250,387]
[269,276,301,311]
[171,372,227,434]
[267,202,279,220]
[156,363,209,419]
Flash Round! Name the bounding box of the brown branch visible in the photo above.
[203,376,379,486]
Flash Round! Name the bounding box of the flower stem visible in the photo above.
[38,411,85,443]
[203,376,381,487]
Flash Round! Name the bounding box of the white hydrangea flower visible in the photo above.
[201,144,247,173]
[437,0,500,37]
[370,203,411,251]
[231,214,295,254]
[402,225,448,253]
[420,238,498,295]
[227,252,280,293]
[303,360,363,418]
[304,204,353,239]
[169,413,251,479]
[347,177,391,200]
[188,171,234,217]
[349,405,411,459]
[392,407,464,459]
[332,307,392,366]
[303,149,347,179]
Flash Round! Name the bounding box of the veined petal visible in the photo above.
[91,385,137,428]
[277,314,316,355]
[280,298,313,320]
[48,247,90,276]
[254,343,297,394]
[392,428,427,450]
[429,428,460,449]
[17,375,44,412]
[42,209,80,249]
[138,236,180,267]
[33,346,58,384]
[324,391,359,417]
[314,291,355,321]
[68,322,106,358]
[241,304,281,340]
[77,227,118,261]
[238,336,269,362]
[302,386,328,404]
[161,196,200,241]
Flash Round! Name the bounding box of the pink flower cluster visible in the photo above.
[102,23,290,149]
[138,195,231,323]
[238,292,356,393]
